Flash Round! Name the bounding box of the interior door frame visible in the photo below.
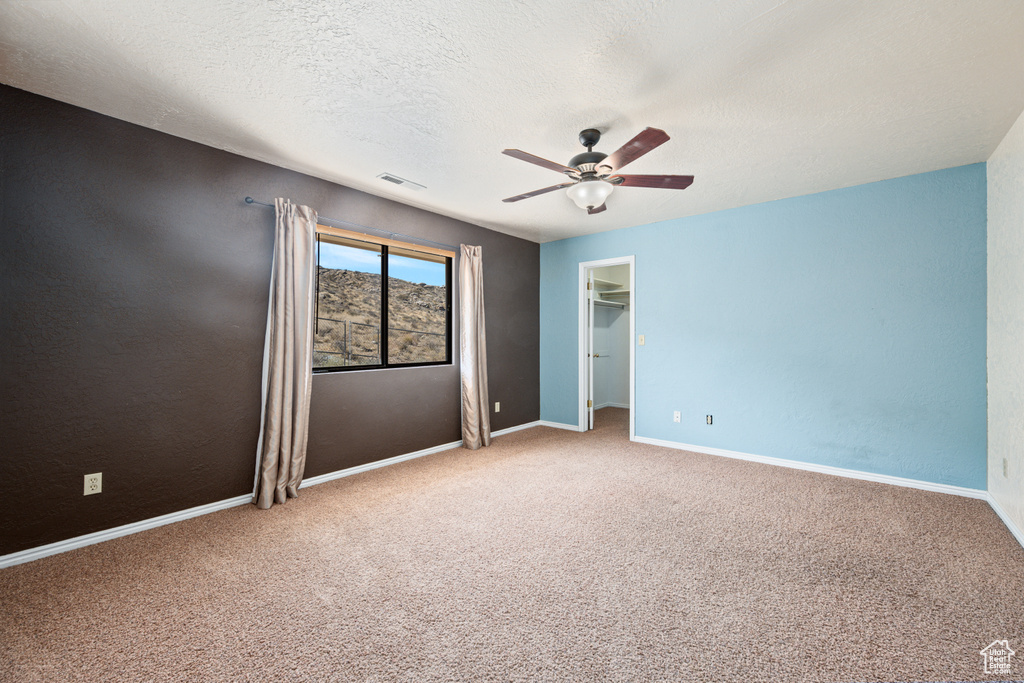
[588,270,596,431]
[577,255,636,440]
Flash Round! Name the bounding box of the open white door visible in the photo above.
[587,270,595,430]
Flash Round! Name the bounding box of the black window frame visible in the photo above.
[313,232,453,373]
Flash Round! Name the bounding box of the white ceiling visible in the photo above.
[2,1,1023,243]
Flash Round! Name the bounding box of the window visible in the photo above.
[313,226,452,372]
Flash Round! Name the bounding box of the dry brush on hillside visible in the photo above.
[314,268,446,366]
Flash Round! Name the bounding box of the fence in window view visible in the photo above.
[313,316,445,367]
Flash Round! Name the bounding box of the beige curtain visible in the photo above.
[460,244,491,449]
[253,198,317,508]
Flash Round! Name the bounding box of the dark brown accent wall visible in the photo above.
[0,85,539,556]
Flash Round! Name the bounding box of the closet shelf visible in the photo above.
[594,299,627,308]
[592,277,623,290]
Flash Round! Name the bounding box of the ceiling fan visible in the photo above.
[501,127,694,214]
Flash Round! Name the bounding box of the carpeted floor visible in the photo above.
[2,408,1022,682]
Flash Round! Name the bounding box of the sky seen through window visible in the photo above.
[319,242,445,286]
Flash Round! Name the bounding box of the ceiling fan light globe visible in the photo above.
[567,179,613,210]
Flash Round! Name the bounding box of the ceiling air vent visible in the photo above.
[376,173,426,191]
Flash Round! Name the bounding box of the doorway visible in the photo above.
[578,256,635,439]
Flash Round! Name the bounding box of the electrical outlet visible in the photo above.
[84,472,102,495]
[673,411,680,423]
[1004,458,1009,478]
[494,401,500,413]
[706,415,713,425]
[638,334,645,346]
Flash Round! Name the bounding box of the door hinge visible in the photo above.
[587,399,593,408]
[587,282,592,290]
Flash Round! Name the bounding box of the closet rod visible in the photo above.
[244,197,459,252]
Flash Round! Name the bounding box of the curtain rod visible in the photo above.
[244,197,459,252]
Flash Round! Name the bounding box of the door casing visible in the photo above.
[577,255,636,440]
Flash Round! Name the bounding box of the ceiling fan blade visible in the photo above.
[613,174,694,190]
[600,128,671,173]
[502,149,575,175]
[502,182,575,203]
[587,203,607,215]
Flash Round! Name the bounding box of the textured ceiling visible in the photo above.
[2,1,1023,243]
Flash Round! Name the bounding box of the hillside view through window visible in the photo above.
[313,235,449,370]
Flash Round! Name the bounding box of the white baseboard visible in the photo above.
[301,420,547,490]
[639,432,1022,551]
[632,435,988,500]
[595,402,630,410]
[7,424,1016,569]
[492,420,541,436]
[538,420,583,432]
[0,420,546,570]
[0,494,253,569]
[300,439,463,489]
[986,494,1024,550]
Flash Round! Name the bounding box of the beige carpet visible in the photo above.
[2,408,1022,682]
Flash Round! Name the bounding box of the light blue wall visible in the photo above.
[540,164,987,488]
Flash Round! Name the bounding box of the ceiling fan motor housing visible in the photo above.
[567,151,609,174]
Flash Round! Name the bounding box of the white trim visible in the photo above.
[578,256,636,441]
[300,440,463,489]
[0,494,253,569]
[492,421,542,436]
[0,422,548,569]
[302,423,543,493]
[632,435,988,500]
[628,258,635,442]
[538,420,583,432]
[986,494,1024,550]
[9,424,1016,570]
[595,402,630,410]
[300,421,544,490]
[579,265,590,433]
